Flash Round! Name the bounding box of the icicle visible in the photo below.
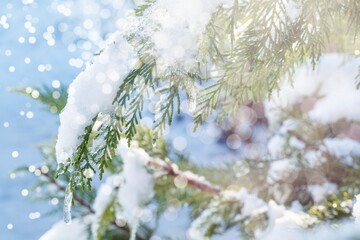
[63,184,73,224]
[129,222,139,240]
[187,95,197,113]
[184,79,197,113]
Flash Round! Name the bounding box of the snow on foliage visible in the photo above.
[307,182,337,203]
[187,189,320,240]
[261,200,318,239]
[283,0,302,22]
[55,0,235,163]
[143,0,233,72]
[91,140,154,239]
[48,0,360,237]
[263,54,360,203]
[39,219,88,240]
[56,33,137,163]
[261,222,360,240]
[353,194,360,223]
[187,189,267,240]
[266,54,360,125]
[323,138,360,165]
[116,140,155,231]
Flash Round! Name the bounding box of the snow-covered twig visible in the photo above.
[147,158,222,194]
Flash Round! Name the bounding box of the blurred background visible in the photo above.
[0,1,103,238]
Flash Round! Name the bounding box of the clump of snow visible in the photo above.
[141,0,233,73]
[307,182,337,203]
[267,159,297,184]
[353,194,360,223]
[234,189,268,219]
[91,140,155,238]
[263,54,360,201]
[93,174,123,215]
[267,135,286,158]
[39,219,88,240]
[284,0,302,22]
[91,174,123,238]
[259,200,318,240]
[116,140,155,231]
[56,33,137,163]
[187,189,267,240]
[266,54,360,125]
[323,138,360,165]
[303,150,325,168]
[261,221,360,240]
[56,0,238,163]
[307,223,360,240]
[188,189,323,240]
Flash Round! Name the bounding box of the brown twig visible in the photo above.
[148,158,222,194]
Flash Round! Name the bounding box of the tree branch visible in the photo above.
[148,158,222,194]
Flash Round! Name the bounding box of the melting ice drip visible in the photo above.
[185,80,197,113]
[129,220,140,240]
[187,95,197,113]
[63,184,73,224]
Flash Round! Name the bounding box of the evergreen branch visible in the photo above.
[113,60,156,144]
[113,60,155,106]
[93,116,122,179]
[134,0,156,16]
[11,85,68,114]
[152,84,180,139]
[193,82,223,130]
[124,84,146,145]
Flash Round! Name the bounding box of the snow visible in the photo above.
[267,135,286,158]
[263,54,360,202]
[353,194,360,223]
[284,0,301,22]
[323,138,360,165]
[91,174,123,238]
[188,190,360,240]
[55,0,239,163]
[93,175,123,215]
[55,33,137,163]
[261,221,360,240]
[266,54,360,125]
[136,0,233,73]
[307,182,337,203]
[188,189,266,240]
[91,140,155,238]
[262,200,317,239]
[267,159,297,184]
[39,219,88,240]
[116,140,155,232]
[234,189,268,219]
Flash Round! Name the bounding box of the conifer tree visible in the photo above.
[17,0,360,239]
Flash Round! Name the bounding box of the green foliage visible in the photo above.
[308,192,353,221]
[134,0,156,16]
[13,84,68,114]
[113,60,156,143]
